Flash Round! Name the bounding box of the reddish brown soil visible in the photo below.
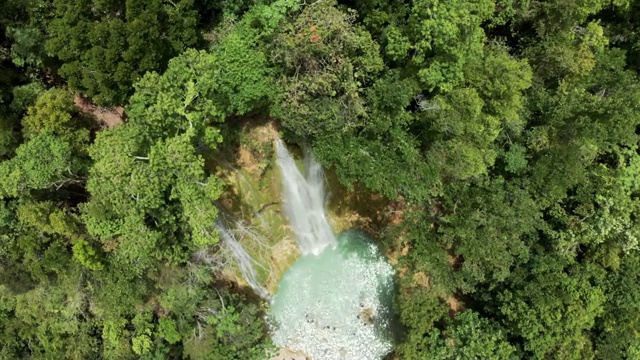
[74,95,124,128]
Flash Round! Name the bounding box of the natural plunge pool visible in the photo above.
[269,230,395,360]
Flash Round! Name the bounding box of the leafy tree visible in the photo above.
[524,21,610,84]
[83,46,245,266]
[46,0,200,105]
[524,47,640,211]
[406,0,494,91]
[182,290,274,360]
[72,238,104,271]
[16,200,78,236]
[422,88,498,181]
[515,0,617,36]
[0,133,81,198]
[416,311,518,359]
[158,317,181,345]
[435,179,539,289]
[148,129,223,247]
[0,117,20,160]
[545,149,640,255]
[10,82,45,114]
[6,26,47,68]
[595,252,640,359]
[22,88,90,151]
[494,255,605,359]
[270,0,384,139]
[417,45,532,182]
[395,285,450,359]
[313,126,438,201]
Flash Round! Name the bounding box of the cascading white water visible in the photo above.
[216,222,271,301]
[275,140,337,255]
[271,141,393,360]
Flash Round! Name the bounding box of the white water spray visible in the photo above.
[216,222,271,301]
[275,140,337,255]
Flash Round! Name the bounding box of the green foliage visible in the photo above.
[128,50,225,138]
[465,45,533,133]
[437,179,538,288]
[10,82,45,114]
[496,256,605,359]
[128,45,272,141]
[72,238,104,271]
[406,0,494,91]
[0,133,80,198]
[596,252,640,359]
[313,126,437,201]
[46,0,200,105]
[22,88,90,151]
[131,312,154,356]
[418,45,532,182]
[102,317,134,358]
[518,0,615,36]
[3,0,640,357]
[447,311,517,359]
[525,22,610,83]
[423,88,499,181]
[16,200,79,237]
[270,0,384,139]
[503,144,528,173]
[158,318,181,345]
[0,274,99,359]
[148,129,223,247]
[6,27,47,68]
[209,24,275,115]
[0,117,19,160]
[182,291,274,360]
[419,311,518,359]
[83,33,275,262]
[395,285,450,358]
[546,149,640,255]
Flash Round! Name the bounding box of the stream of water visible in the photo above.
[216,222,271,301]
[270,141,394,360]
[275,140,337,255]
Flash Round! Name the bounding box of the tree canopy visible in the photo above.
[2,0,640,358]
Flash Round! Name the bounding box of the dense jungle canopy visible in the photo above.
[2,0,640,358]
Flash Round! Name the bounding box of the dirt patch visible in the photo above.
[447,249,463,270]
[385,236,411,268]
[267,235,300,292]
[74,95,124,128]
[446,295,465,318]
[236,119,280,178]
[386,196,407,226]
[250,120,280,143]
[325,171,397,235]
[238,146,262,177]
[413,272,430,288]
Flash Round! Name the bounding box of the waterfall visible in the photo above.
[271,141,394,359]
[275,140,337,256]
[216,222,271,301]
